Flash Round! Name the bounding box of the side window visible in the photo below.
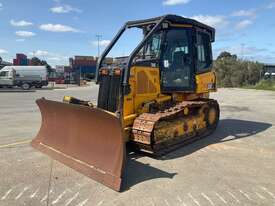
[0,71,8,77]
[135,32,162,61]
[149,35,162,57]
[197,32,212,72]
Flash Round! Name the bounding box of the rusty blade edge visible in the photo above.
[31,139,122,191]
[39,142,108,175]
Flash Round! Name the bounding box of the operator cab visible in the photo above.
[98,15,214,92]
[131,23,213,92]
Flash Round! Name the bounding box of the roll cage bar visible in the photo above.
[96,14,215,87]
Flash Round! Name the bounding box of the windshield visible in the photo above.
[0,71,9,77]
[161,28,193,90]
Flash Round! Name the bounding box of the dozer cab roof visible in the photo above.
[126,14,215,42]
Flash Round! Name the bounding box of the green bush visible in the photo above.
[249,79,275,91]
[213,51,264,88]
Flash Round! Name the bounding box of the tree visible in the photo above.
[41,60,53,73]
[217,51,237,60]
[30,57,41,66]
[213,51,263,87]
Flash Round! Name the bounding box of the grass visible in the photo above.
[243,80,275,91]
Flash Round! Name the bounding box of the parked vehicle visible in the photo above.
[0,66,48,90]
[264,72,275,80]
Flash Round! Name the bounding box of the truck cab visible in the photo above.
[0,68,15,87]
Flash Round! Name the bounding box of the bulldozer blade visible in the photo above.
[31,98,125,191]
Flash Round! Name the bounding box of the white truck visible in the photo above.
[0,66,48,90]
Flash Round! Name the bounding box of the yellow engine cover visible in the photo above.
[196,71,217,93]
[123,66,171,126]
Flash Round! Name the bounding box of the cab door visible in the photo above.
[160,27,195,92]
[0,70,14,86]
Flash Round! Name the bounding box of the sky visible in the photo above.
[0,0,275,66]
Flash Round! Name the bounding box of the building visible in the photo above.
[55,65,65,74]
[264,64,275,73]
[13,53,30,66]
[263,64,275,79]
[64,66,74,84]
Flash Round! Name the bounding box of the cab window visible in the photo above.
[0,71,9,77]
[134,32,162,62]
[197,32,212,73]
[161,28,193,90]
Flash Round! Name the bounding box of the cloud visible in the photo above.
[50,4,82,13]
[29,50,49,57]
[15,31,36,37]
[0,2,3,10]
[216,45,267,57]
[235,20,253,30]
[16,39,25,42]
[163,0,190,6]
[91,40,111,47]
[0,49,8,54]
[231,9,256,18]
[214,46,274,62]
[39,24,79,32]
[48,54,69,65]
[252,55,275,63]
[29,50,67,62]
[47,55,68,62]
[190,15,228,28]
[47,57,62,61]
[10,19,33,27]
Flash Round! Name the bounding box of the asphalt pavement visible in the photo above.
[0,85,275,206]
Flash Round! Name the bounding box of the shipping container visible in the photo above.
[75,56,95,61]
[73,59,96,66]
[13,59,18,65]
[19,58,28,66]
[16,53,27,59]
[103,57,113,65]
[76,65,96,73]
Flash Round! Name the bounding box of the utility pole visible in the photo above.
[96,34,102,58]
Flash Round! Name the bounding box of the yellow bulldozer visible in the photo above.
[31,14,220,191]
